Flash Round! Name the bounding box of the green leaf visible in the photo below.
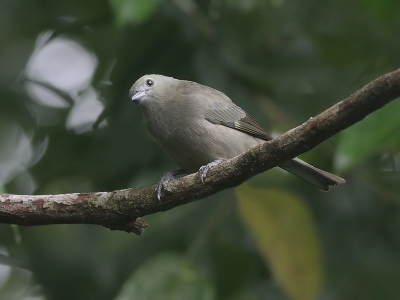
[114,252,214,300]
[236,184,322,300]
[335,99,400,172]
[110,0,159,27]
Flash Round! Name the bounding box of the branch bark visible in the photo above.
[2,69,400,234]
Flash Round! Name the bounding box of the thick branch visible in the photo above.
[1,69,400,234]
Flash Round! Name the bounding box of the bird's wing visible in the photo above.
[205,104,273,141]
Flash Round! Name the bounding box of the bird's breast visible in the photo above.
[142,106,261,172]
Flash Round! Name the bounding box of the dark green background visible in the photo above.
[1,0,400,299]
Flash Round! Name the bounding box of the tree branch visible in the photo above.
[2,69,400,234]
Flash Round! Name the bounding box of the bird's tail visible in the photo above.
[279,158,345,191]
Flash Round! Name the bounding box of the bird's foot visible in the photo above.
[155,170,183,201]
[198,159,224,183]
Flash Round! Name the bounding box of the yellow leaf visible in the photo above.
[236,184,323,300]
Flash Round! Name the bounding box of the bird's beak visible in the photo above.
[131,90,146,102]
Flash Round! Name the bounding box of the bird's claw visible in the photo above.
[155,182,165,202]
[155,170,183,201]
[198,159,224,183]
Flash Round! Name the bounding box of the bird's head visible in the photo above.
[129,74,177,105]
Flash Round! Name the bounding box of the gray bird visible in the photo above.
[129,74,345,200]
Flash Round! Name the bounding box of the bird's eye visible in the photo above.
[145,79,154,87]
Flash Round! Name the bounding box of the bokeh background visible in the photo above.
[1,0,400,299]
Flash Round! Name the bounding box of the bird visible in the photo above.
[129,74,345,200]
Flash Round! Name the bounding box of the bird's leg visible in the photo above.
[198,159,224,183]
[155,169,185,201]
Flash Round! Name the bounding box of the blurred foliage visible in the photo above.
[237,184,322,300]
[336,100,400,172]
[0,0,400,299]
[114,252,213,300]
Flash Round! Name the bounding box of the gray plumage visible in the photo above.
[129,74,345,194]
